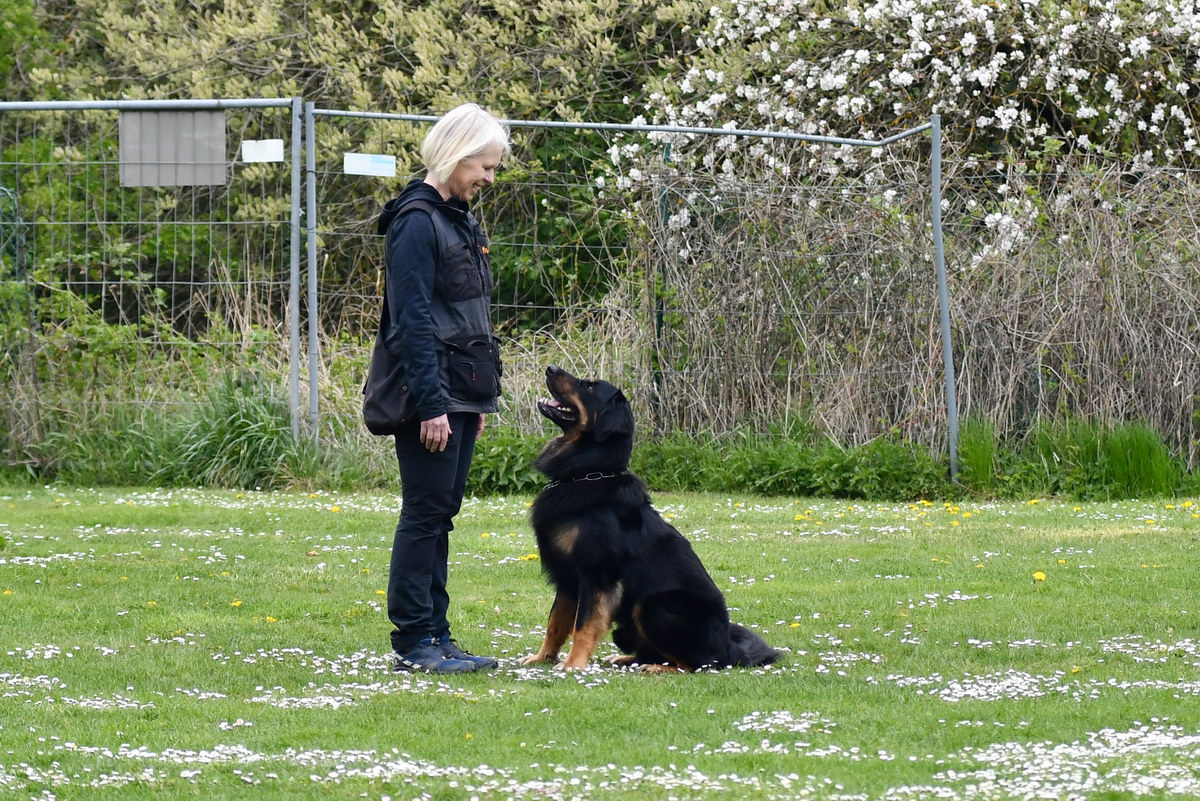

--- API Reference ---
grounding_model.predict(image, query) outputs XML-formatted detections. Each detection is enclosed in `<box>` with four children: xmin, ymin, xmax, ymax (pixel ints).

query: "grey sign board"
<box><xmin>119</xmin><ymin>110</ymin><xmax>227</xmax><ymax>187</ymax></box>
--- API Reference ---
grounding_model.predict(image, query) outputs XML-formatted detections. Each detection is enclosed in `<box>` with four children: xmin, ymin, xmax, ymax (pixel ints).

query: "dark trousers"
<box><xmin>388</xmin><ymin>412</ymin><xmax>479</xmax><ymax>653</ymax></box>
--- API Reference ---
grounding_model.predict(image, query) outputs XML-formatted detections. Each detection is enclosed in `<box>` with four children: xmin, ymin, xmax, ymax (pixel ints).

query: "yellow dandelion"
<box><xmin>375</xmin><ymin>590</ymin><xmax>386</xmax><ymax>596</ymax></box>
<box><xmin>789</xmin><ymin>622</ymin><xmax>801</xmax><ymax>628</ymax></box>
<box><xmin>1182</xmin><ymin>500</ymin><xmax>1194</xmax><ymax>508</ymax></box>
<box><xmin>329</xmin><ymin>505</ymin><xmax>341</xmax><ymax>513</ymax></box>
<box><xmin>1032</xmin><ymin>571</ymin><xmax>1047</xmax><ymax>582</ymax></box>
<box><xmin>146</xmin><ymin>601</ymin><xmax>157</xmax><ymax>608</ymax></box>
<box><xmin>481</xmin><ymin>533</ymin><xmax>491</xmax><ymax>539</ymax></box>
<box><xmin>519</xmin><ymin>554</ymin><xmax>540</xmax><ymax>561</ymax></box>
<box><xmin>231</xmin><ymin>600</ymin><xmax>244</xmax><ymax>607</ymax></box>
<box><xmin>265</xmin><ymin>616</ymin><xmax>278</xmax><ymax>623</ymax></box>
<box><xmin>2</xmin><ymin>590</ymin><xmax>13</xmax><ymax>596</ymax></box>
<box><xmin>1071</xmin><ymin>665</ymin><xmax>1082</xmax><ymax>674</ymax></box>
<box><xmin>1057</xmin><ymin>559</ymin><xmax>1066</xmax><ymax>565</ymax></box>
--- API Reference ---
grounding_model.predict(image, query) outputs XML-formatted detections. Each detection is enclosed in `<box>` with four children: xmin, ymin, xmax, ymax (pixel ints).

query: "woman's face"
<box><xmin>447</xmin><ymin>144</ymin><xmax>504</xmax><ymax>202</ymax></box>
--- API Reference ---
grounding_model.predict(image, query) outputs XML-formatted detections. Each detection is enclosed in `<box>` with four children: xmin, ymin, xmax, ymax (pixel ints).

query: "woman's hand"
<box><xmin>477</xmin><ymin>414</ymin><xmax>487</xmax><ymax>437</ymax></box>
<box><xmin>419</xmin><ymin>414</ymin><xmax>452</xmax><ymax>452</ymax></box>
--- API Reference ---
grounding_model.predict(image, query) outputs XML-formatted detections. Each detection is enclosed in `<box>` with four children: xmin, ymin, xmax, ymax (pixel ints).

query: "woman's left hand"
<box><xmin>477</xmin><ymin>414</ymin><xmax>487</xmax><ymax>436</ymax></box>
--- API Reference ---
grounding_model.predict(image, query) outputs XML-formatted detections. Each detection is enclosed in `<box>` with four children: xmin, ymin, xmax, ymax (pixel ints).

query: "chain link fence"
<box><xmin>8</xmin><ymin>98</ymin><xmax>1195</xmax><ymax>477</ymax></box>
<box><xmin>0</xmin><ymin>99</ymin><xmax>302</xmax><ymax>470</ymax></box>
<box><xmin>304</xmin><ymin>109</ymin><xmax>953</xmax><ymax>459</ymax></box>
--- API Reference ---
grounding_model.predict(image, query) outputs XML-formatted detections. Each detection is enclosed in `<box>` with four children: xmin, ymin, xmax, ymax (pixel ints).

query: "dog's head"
<box><xmin>534</xmin><ymin>365</ymin><xmax>634</xmax><ymax>477</ymax></box>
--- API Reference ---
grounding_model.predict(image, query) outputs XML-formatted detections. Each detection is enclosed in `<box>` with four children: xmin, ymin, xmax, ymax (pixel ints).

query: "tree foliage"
<box><xmin>24</xmin><ymin>0</ymin><xmax>705</xmax><ymax>119</ymax></box>
<box><xmin>631</xmin><ymin>0</ymin><xmax>1200</xmax><ymax>178</ymax></box>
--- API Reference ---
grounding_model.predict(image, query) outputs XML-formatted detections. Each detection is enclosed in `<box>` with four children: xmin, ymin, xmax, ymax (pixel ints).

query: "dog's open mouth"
<box><xmin>537</xmin><ymin>396</ymin><xmax>578</xmax><ymax>424</ymax></box>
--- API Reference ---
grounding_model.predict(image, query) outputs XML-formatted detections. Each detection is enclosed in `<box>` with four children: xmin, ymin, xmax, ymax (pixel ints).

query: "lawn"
<box><xmin>1</xmin><ymin>485</ymin><xmax>1199</xmax><ymax>800</ymax></box>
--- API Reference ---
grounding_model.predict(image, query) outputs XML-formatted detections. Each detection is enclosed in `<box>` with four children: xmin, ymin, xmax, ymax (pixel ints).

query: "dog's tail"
<box><xmin>728</xmin><ymin>623</ymin><xmax>781</xmax><ymax>667</ymax></box>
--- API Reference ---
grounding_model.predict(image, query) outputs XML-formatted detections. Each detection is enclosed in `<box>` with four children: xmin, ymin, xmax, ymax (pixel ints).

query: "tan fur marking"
<box><xmin>553</xmin><ymin>525</ymin><xmax>581</xmax><ymax>556</ymax></box>
<box><xmin>520</xmin><ymin>594</ymin><xmax>576</xmax><ymax>666</ymax></box>
<box><xmin>559</xmin><ymin>584</ymin><xmax>623</xmax><ymax>670</ymax></box>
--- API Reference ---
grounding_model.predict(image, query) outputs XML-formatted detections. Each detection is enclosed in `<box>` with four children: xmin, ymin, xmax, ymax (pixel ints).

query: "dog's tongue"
<box><xmin>543</xmin><ymin>398</ymin><xmax>565</xmax><ymax>408</ymax></box>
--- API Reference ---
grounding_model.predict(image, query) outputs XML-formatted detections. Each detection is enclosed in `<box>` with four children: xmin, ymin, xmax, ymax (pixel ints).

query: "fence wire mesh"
<box><xmin>0</xmin><ymin>102</ymin><xmax>298</xmax><ymax>468</ymax></box>
<box><xmin>309</xmin><ymin>112</ymin><xmax>945</xmax><ymax>448</ymax></box>
<box><xmin>942</xmin><ymin>160</ymin><xmax>1200</xmax><ymax>466</ymax></box>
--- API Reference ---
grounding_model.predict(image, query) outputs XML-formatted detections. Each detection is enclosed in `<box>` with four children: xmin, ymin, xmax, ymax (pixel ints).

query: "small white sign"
<box><xmin>344</xmin><ymin>152</ymin><xmax>397</xmax><ymax>177</ymax></box>
<box><xmin>241</xmin><ymin>139</ymin><xmax>285</xmax><ymax>163</ymax></box>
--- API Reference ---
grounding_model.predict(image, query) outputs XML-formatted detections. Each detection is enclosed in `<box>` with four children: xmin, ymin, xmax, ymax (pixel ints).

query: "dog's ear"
<box><xmin>593</xmin><ymin>389</ymin><xmax>634</xmax><ymax>441</ymax></box>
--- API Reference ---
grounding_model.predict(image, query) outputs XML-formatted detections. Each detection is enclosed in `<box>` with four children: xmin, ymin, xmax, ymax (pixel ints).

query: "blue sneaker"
<box><xmin>394</xmin><ymin>637</ymin><xmax>478</xmax><ymax>674</ymax></box>
<box><xmin>438</xmin><ymin>637</ymin><xmax>499</xmax><ymax>670</ymax></box>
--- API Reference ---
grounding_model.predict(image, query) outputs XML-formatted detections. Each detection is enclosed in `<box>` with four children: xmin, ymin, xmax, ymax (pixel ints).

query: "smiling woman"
<box><xmin>365</xmin><ymin>103</ymin><xmax>513</xmax><ymax>675</ymax></box>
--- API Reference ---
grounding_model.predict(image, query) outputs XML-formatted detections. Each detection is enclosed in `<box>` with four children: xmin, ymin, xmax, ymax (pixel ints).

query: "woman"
<box><xmin>375</xmin><ymin>103</ymin><xmax>510</xmax><ymax>673</ymax></box>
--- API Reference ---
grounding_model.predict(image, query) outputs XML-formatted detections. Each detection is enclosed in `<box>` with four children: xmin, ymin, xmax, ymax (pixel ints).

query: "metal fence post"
<box><xmin>930</xmin><ymin>113</ymin><xmax>960</xmax><ymax>481</ymax></box>
<box><xmin>288</xmin><ymin>96</ymin><xmax>303</xmax><ymax>440</ymax></box>
<box><xmin>305</xmin><ymin>101</ymin><xmax>320</xmax><ymax>444</ymax></box>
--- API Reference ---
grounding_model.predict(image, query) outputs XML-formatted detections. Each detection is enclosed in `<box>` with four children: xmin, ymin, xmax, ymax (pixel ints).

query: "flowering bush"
<box><xmin>636</xmin><ymin>0</ymin><xmax>1200</xmax><ymax>174</ymax></box>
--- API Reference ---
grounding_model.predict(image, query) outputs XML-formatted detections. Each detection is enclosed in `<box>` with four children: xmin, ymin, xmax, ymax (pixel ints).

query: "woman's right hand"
<box><xmin>419</xmin><ymin>414</ymin><xmax>452</xmax><ymax>452</ymax></box>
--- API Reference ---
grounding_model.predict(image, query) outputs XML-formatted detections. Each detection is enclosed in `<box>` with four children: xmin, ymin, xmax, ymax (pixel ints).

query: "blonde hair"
<box><xmin>420</xmin><ymin>103</ymin><xmax>511</xmax><ymax>183</ymax></box>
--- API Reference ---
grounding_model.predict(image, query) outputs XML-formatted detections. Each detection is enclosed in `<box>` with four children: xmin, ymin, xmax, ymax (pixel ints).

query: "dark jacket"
<box><xmin>377</xmin><ymin>179</ymin><xmax>499</xmax><ymax>421</ymax></box>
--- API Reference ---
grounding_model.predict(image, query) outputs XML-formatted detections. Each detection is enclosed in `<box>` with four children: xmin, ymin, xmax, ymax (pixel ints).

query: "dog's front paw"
<box><xmin>520</xmin><ymin>652</ymin><xmax>559</xmax><ymax>666</ymax></box>
<box><xmin>557</xmin><ymin>656</ymin><xmax>590</xmax><ymax>671</ymax></box>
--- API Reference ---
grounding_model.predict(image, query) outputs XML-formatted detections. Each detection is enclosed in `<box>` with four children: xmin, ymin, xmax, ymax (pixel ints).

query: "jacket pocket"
<box><xmin>442</xmin><ymin>335</ymin><xmax>502</xmax><ymax>401</ymax></box>
<box><xmin>435</xmin><ymin>241</ymin><xmax>484</xmax><ymax>301</ymax></box>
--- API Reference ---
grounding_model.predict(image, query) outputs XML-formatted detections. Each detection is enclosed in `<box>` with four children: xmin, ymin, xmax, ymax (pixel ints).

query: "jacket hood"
<box><xmin>377</xmin><ymin>179</ymin><xmax>468</xmax><ymax>235</ymax></box>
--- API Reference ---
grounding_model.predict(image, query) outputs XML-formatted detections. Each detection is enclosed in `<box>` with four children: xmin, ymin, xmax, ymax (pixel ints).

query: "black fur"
<box><xmin>523</xmin><ymin>366</ymin><xmax>779</xmax><ymax>671</ymax></box>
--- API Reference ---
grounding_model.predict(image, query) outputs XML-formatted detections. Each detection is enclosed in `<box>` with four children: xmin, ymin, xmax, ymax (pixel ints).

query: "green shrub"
<box><xmin>152</xmin><ymin>372</ymin><xmax>313</xmax><ymax>490</ymax></box>
<box><xmin>469</xmin><ymin>424</ymin><xmax>544</xmax><ymax>496</ymax></box>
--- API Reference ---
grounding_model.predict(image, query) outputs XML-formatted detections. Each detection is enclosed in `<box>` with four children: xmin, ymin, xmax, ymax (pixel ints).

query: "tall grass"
<box><xmin>955</xmin><ymin>415</ymin><xmax>1188</xmax><ymax>500</ymax></box>
<box><xmin>34</xmin><ymin>372</ymin><xmax>317</xmax><ymax>490</ymax></box>
<box><xmin>11</xmin><ymin>374</ymin><xmax>1198</xmax><ymax>499</ymax></box>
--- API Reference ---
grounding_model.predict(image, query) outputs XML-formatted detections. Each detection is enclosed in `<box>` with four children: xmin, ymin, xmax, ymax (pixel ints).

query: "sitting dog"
<box><xmin>520</xmin><ymin>366</ymin><xmax>780</xmax><ymax>672</ymax></box>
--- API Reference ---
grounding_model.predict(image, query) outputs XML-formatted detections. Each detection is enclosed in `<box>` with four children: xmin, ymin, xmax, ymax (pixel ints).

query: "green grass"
<box><xmin>2</xmin><ymin>486</ymin><xmax>1200</xmax><ymax>799</ymax></box>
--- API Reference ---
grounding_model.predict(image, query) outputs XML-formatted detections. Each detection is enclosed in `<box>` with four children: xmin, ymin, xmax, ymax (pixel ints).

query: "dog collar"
<box><xmin>543</xmin><ymin>471</ymin><xmax>627</xmax><ymax>490</ymax></box>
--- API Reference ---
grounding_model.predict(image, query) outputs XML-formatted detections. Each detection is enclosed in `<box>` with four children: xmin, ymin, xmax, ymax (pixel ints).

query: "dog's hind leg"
<box><xmin>634</xmin><ymin>592</ymin><xmax>731</xmax><ymax>671</ymax></box>
<box><xmin>521</xmin><ymin>593</ymin><xmax>576</xmax><ymax>666</ymax></box>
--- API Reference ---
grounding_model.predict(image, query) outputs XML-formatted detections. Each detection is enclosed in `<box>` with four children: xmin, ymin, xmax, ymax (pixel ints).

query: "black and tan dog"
<box><xmin>520</xmin><ymin>365</ymin><xmax>780</xmax><ymax>672</ymax></box>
